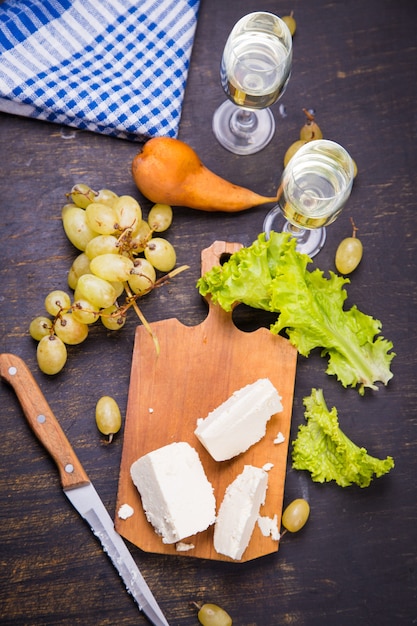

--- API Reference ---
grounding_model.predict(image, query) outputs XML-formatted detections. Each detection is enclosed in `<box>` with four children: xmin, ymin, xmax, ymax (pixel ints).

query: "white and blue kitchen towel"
<box><xmin>0</xmin><ymin>0</ymin><xmax>200</xmax><ymax>140</ymax></box>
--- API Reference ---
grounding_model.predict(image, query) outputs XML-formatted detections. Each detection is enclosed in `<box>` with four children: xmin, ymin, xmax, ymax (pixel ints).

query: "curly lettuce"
<box><xmin>292</xmin><ymin>389</ymin><xmax>394</xmax><ymax>487</ymax></box>
<box><xmin>197</xmin><ymin>232</ymin><xmax>395</xmax><ymax>395</ymax></box>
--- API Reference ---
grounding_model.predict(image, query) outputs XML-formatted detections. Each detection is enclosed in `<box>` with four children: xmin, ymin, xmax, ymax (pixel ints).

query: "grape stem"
<box><xmin>350</xmin><ymin>217</ymin><xmax>359</xmax><ymax>238</ymax></box>
<box><xmin>302</xmin><ymin>108</ymin><xmax>316</xmax><ymax>123</ymax></box>
<box><xmin>122</xmin><ymin>265</ymin><xmax>189</xmax><ymax>355</ymax></box>
<box><xmin>117</xmin><ymin>223</ymin><xmax>153</xmax><ymax>255</ymax></box>
<box><xmin>155</xmin><ymin>264</ymin><xmax>190</xmax><ymax>286</ymax></box>
<box><xmin>48</xmin><ymin>307</ymin><xmax>70</xmax><ymax>335</ymax></box>
<box><xmin>123</xmin><ymin>282</ymin><xmax>160</xmax><ymax>355</ymax></box>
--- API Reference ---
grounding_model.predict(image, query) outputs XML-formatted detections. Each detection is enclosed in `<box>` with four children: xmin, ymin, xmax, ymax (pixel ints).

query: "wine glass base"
<box><xmin>263</xmin><ymin>206</ymin><xmax>326</xmax><ymax>258</ymax></box>
<box><xmin>212</xmin><ymin>100</ymin><xmax>275</xmax><ymax>155</ymax></box>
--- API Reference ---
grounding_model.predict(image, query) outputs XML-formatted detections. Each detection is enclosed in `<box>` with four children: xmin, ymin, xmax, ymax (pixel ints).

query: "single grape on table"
<box><xmin>95</xmin><ymin>395</ymin><xmax>122</xmax><ymax>443</ymax></box>
<box><xmin>192</xmin><ymin>602</ymin><xmax>233</xmax><ymax>626</ymax></box>
<box><xmin>281</xmin><ymin>498</ymin><xmax>310</xmax><ymax>533</ymax></box>
<box><xmin>282</xmin><ymin>12</ymin><xmax>296</xmax><ymax>36</ymax></box>
<box><xmin>30</xmin><ymin>183</ymin><xmax>186</xmax><ymax>375</ymax></box>
<box><xmin>335</xmin><ymin>218</ymin><xmax>363</xmax><ymax>274</ymax></box>
<box><xmin>299</xmin><ymin>108</ymin><xmax>323</xmax><ymax>141</ymax></box>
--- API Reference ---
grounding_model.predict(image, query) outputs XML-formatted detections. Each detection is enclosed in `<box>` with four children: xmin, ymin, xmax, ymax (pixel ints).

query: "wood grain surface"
<box><xmin>115</xmin><ymin>241</ymin><xmax>297</xmax><ymax>561</ymax></box>
<box><xmin>1</xmin><ymin>0</ymin><xmax>416</xmax><ymax>625</ymax></box>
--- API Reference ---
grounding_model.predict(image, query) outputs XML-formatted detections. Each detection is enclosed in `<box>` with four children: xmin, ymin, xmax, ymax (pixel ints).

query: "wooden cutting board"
<box><xmin>115</xmin><ymin>241</ymin><xmax>297</xmax><ymax>562</ymax></box>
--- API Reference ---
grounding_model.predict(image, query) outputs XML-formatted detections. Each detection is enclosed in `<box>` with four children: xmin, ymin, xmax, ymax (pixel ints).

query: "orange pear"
<box><xmin>131</xmin><ymin>137</ymin><xmax>277</xmax><ymax>212</ymax></box>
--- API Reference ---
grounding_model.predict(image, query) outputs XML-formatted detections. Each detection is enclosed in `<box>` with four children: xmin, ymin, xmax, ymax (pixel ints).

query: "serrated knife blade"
<box><xmin>0</xmin><ymin>353</ymin><xmax>169</xmax><ymax>626</ymax></box>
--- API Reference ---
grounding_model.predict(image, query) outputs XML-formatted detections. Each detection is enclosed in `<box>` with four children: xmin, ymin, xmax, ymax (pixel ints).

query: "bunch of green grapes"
<box><xmin>30</xmin><ymin>183</ymin><xmax>181</xmax><ymax>375</ymax></box>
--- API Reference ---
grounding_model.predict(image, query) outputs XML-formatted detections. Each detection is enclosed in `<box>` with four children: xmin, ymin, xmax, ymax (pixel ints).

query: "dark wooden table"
<box><xmin>1</xmin><ymin>1</ymin><xmax>416</xmax><ymax>624</ymax></box>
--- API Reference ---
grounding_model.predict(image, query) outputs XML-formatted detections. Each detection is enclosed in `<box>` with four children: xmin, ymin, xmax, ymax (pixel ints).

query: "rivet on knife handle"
<box><xmin>0</xmin><ymin>353</ymin><xmax>90</xmax><ymax>489</ymax></box>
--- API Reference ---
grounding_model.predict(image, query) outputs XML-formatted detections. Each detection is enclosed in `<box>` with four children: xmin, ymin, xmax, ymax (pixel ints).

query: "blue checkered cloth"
<box><xmin>0</xmin><ymin>0</ymin><xmax>200</xmax><ymax>141</ymax></box>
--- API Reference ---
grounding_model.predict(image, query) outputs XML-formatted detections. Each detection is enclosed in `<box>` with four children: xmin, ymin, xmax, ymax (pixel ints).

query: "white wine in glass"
<box><xmin>263</xmin><ymin>140</ymin><xmax>354</xmax><ymax>257</ymax></box>
<box><xmin>212</xmin><ymin>12</ymin><xmax>292</xmax><ymax>155</ymax></box>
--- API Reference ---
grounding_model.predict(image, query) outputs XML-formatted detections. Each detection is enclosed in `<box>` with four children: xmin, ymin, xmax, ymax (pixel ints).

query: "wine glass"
<box><xmin>263</xmin><ymin>140</ymin><xmax>354</xmax><ymax>257</ymax></box>
<box><xmin>212</xmin><ymin>12</ymin><xmax>292</xmax><ymax>155</ymax></box>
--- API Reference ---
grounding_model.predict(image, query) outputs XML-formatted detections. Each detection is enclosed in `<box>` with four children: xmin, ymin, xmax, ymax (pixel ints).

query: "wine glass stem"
<box><xmin>230</xmin><ymin>109</ymin><xmax>258</xmax><ymax>137</ymax></box>
<box><xmin>286</xmin><ymin>223</ymin><xmax>305</xmax><ymax>237</ymax></box>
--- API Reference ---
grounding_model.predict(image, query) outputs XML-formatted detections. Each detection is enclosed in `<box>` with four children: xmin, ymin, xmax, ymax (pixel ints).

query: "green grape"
<box><xmin>54</xmin><ymin>312</ymin><xmax>89</xmax><ymax>345</ymax></box>
<box><xmin>93</xmin><ymin>188</ymin><xmax>118</xmax><ymax>207</ymax></box>
<box><xmin>300</xmin><ymin>109</ymin><xmax>323</xmax><ymax>142</ymax></box>
<box><xmin>101</xmin><ymin>304</ymin><xmax>126</xmax><ymax>330</ymax></box>
<box><xmin>37</xmin><ymin>334</ymin><xmax>67</xmax><ymax>375</ymax></box>
<box><xmin>144</xmin><ymin>237</ymin><xmax>176</xmax><ymax>272</ymax></box>
<box><xmin>29</xmin><ymin>316</ymin><xmax>53</xmax><ymax>341</ymax></box>
<box><xmin>85</xmin><ymin>202</ymin><xmax>117</xmax><ymax>235</ymax></box>
<box><xmin>335</xmin><ymin>233</ymin><xmax>363</xmax><ymax>275</ymax></box>
<box><xmin>61</xmin><ymin>202</ymin><xmax>77</xmax><ymax>219</ymax></box>
<box><xmin>62</xmin><ymin>205</ymin><xmax>97</xmax><ymax>251</ymax></box>
<box><xmin>90</xmin><ymin>253</ymin><xmax>134</xmax><ymax>282</ymax></box>
<box><xmin>45</xmin><ymin>290</ymin><xmax>72</xmax><ymax>316</ymax></box>
<box><xmin>68</xmin><ymin>252</ymin><xmax>91</xmax><ymax>290</ymax></box>
<box><xmin>72</xmin><ymin>298</ymin><xmax>100</xmax><ymax>325</ymax></box>
<box><xmin>110</xmin><ymin>280</ymin><xmax>125</xmax><ymax>298</ymax></box>
<box><xmin>85</xmin><ymin>234</ymin><xmax>119</xmax><ymax>260</ymax></box>
<box><xmin>113</xmin><ymin>195</ymin><xmax>142</xmax><ymax>232</ymax></box>
<box><xmin>198</xmin><ymin>603</ymin><xmax>232</xmax><ymax>626</ymax></box>
<box><xmin>282</xmin><ymin>12</ymin><xmax>296</xmax><ymax>36</ymax></box>
<box><xmin>282</xmin><ymin>498</ymin><xmax>310</xmax><ymax>533</ymax></box>
<box><xmin>283</xmin><ymin>139</ymin><xmax>307</xmax><ymax>167</ymax></box>
<box><xmin>69</xmin><ymin>183</ymin><xmax>97</xmax><ymax>208</ymax></box>
<box><xmin>148</xmin><ymin>203</ymin><xmax>173</xmax><ymax>232</ymax></box>
<box><xmin>95</xmin><ymin>395</ymin><xmax>122</xmax><ymax>443</ymax></box>
<box><xmin>74</xmin><ymin>273</ymin><xmax>117</xmax><ymax>309</ymax></box>
<box><xmin>130</xmin><ymin>221</ymin><xmax>152</xmax><ymax>254</ymax></box>
<box><xmin>128</xmin><ymin>258</ymin><xmax>156</xmax><ymax>295</ymax></box>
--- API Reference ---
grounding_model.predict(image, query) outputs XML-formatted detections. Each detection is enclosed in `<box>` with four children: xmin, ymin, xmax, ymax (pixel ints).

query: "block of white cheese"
<box><xmin>214</xmin><ymin>465</ymin><xmax>269</xmax><ymax>560</ymax></box>
<box><xmin>130</xmin><ymin>442</ymin><xmax>216</xmax><ymax>544</ymax></box>
<box><xmin>194</xmin><ymin>378</ymin><xmax>282</xmax><ymax>461</ymax></box>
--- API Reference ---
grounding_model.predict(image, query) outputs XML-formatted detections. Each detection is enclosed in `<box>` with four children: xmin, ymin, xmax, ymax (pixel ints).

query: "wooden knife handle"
<box><xmin>0</xmin><ymin>353</ymin><xmax>90</xmax><ymax>490</ymax></box>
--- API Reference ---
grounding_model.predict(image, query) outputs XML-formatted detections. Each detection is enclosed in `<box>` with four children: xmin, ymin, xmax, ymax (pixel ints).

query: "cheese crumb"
<box><xmin>176</xmin><ymin>541</ymin><xmax>195</xmax><ymax>552</ymax></box>
<box><xmin>274</xmin><ymin>431</ymin><xmax>285</xmax><ymax>444</ymax></box>
<box><xmin>258</xmin><ymin>514</ymin><xmax>280</xmax><ymax>541</ymax></box>
<box><xmin>118</xmin><ymin>503</ymin><xmax>134</xmax><ymax>520</ymax></box>
<box><xmin>262</xmin><ymin>462</ymin><xmax>274</xmax><ymax>472</ymax></box>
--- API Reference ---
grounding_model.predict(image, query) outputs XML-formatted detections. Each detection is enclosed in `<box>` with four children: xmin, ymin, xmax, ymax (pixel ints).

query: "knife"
<box><xmin>0</xmin><ymin>353</ymin><xmax>170</xmax><ymax>626</ymax></box>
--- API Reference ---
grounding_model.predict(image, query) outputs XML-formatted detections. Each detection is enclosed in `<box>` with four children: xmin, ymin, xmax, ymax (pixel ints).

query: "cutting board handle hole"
<box><xmin>232</xmin><ymin>304</ymin><xmax>279</xmax><ymax>333</ymax></box>
<box><xmin>219</xmin><ymin>252</ymin><xmax>232</xmax><ymax>266</ymax></box>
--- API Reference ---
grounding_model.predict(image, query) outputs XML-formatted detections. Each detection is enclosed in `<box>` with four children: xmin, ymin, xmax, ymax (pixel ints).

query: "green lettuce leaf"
<box><xmin>291</xmin><ymin>388</ymin><xmax>394</xmax><ymax>487</ymax></box>
<box><xmin>197</xmin><ymin>232</ymin><xmax>395</xmax><ymax>394</ymax></box>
